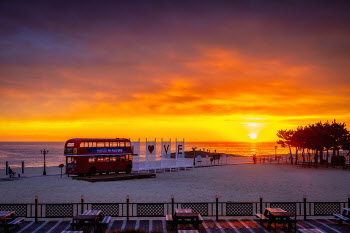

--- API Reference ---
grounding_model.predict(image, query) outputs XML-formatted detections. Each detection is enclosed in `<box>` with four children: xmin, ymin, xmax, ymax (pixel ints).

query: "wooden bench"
<box><xmin>166</xmin><ymin>214</ymin><xmax>174</xmax><ymax>228</ymax></box>
<box><xmin>255</xmin><ymin>213</ymin><xmax>269</xmax><ymax>223</ymax></box>
<box><xmin>167</xmin><ymin>214</ymin><xmax>203</xmax><ymax>229</ymax></box>
<box><xmin>333</xmin><ymin>213</ymin><xmax>350</xmax><ymax>223</ymax></box>
<box><xmin>98</xmin><ymin>216</ymin><xmax>111</xmax><ymax>232</ymax></box>
<box><xmin>7</xmin><ymin>217</ymin><xmax>25</xmax><ymax>230</ymax></box>
<box><xmin>198</xmin><ymin>214</ymin><xmax>203</xmax><ymax>223</ymax></box>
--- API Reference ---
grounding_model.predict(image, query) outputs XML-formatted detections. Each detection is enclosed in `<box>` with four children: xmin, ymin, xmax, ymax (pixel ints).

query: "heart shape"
<box><xmin>148</xmin><ymin>145</ymin><xmax>154</xmax><ymax>153</ymax></box>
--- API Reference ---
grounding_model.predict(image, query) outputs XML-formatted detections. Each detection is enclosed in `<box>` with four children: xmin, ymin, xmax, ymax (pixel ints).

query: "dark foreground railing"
<box><xmin>0</xmin><ymin>195</ymin><xmax>349</xmax><ymax>222</ymax></box>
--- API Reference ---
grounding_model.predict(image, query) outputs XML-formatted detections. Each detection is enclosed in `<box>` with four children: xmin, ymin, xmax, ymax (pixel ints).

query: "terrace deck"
<box><xmin>3</xmin><ymin>218</ymin><xmax>350</xmax><ymax>233</ymax></box>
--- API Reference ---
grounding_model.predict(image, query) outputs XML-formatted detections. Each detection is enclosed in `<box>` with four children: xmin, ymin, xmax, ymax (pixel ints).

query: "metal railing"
<box><xmin>1</xmin><ymin>195</ymin><xmax>349</xmax><ymax>222</ymax></box>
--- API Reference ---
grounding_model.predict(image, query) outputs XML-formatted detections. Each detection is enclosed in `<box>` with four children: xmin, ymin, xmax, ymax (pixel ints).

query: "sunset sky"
<box><xmin>1</xmin><ymin>1</ymin><xmax>350</xmax><ymax>142</ymax></box>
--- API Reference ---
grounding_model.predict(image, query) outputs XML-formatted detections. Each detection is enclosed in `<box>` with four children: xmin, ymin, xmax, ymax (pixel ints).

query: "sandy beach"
<box><xmin>1</xmin><ymin>157</ymin><xmax>350</xmax><ymax>204</ymax></box>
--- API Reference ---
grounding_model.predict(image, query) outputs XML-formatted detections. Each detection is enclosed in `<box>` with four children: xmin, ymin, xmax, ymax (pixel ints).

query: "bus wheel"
<box><xmin>126</xmin><ymin>166</ymin><xmax>132</xmax><ymax>174</ymax></box>
<box><xmin>89</xmin><ymin>167</ymin><xmax>97</xmax><ymax>176</ymax></box>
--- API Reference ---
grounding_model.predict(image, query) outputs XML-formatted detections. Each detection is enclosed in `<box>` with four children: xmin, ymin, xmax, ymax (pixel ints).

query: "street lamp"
<box><xmin>274</xmin><ymin>146</ymin><xmax>278</xmax><ymax>160</ymax></box>
<box><xmin>41</xmin><ymin>149</ymin><xmax>49</xmax><ymax>175</ymax></box>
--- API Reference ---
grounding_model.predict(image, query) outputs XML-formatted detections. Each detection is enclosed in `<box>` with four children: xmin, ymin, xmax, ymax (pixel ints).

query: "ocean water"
<box><xmin>0</xmin><ymin>141</ymin><xmax>290</xmax><ymax>169</ymax></box>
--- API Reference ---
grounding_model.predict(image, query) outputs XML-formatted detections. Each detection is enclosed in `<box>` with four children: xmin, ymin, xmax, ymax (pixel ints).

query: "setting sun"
<box><xmin>249</xmin><ymin>133</ymin><xmax>258</xmax><ymax>140</ymax></box>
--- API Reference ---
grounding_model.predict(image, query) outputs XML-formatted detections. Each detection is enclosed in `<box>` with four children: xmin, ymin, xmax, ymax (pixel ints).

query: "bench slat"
<box><xmin>198</xmin><ymin>214</ymin><xmax>203</xmax><ymax>222</ymax></box>
<box><xmin>100</xmin><ymin>216</ymin><xmax>111</xmax><ymax>224</ymax></box>
<box><xmin>256</xmin><ymin>213</ymin><xmax>269</xmax><ymax>220</ymax></box>
<box><xmin>333</xmin><ymin>213</ymin><xmax>350</xmax><ymax>221</ymax></box>
<box><xmin>8</xmin><ymin>217</ymin><xmax>25</xmax><ymax>225</ymax></box>
<box><xmin>61</xmin><ymin>231</ymin><xmax>84</xmax><ymax>233</ymax></box>
<box><xmin>298</xmin><ymin>229</ymin><xmax>325</xmax><ymax>233</ymax></box>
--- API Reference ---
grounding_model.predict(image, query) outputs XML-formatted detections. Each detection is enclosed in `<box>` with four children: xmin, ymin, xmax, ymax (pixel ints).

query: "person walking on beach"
<box><xmin>253</xmin><ymin>154</ymin><xmax>257</xmax><ymax>164</ymax></box>
<box><xmin>8</xmin><ymin>166</ymin><xmax>15</xmax><ymax>177</ymax></box>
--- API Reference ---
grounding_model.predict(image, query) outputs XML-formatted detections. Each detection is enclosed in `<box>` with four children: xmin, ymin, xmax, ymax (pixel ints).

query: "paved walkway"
<box><xmin>2</xmin><ymin>218</ymin><xmax>350</xmax><ymax>233</ymax></box>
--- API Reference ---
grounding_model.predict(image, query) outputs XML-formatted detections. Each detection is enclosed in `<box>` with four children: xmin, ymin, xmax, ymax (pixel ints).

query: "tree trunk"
<box><xmin>302</xmin><ymin>148</ymin><xmax>305</xmax><ymax>167</ymax></box>
<box><xmin>326</xmin><ymin>149</ymin><xmax>329</xmax><ymax>167</ymax></box>
<box><xmin>295</xmin><ymin>148</ymin><xmax>298</xmax><ymax>165</ymax></box>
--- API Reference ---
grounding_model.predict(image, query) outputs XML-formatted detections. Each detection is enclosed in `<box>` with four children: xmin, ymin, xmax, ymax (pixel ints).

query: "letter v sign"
<box><xmin>164</xmin><ymin>144</ymin><xmax>169</xmax><ymax>154</ymax></box>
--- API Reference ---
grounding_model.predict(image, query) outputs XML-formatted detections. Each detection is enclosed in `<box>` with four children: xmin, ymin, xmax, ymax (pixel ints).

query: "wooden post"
<box><xmin>5</xmin><ymin>161</ymin><xmax>8</xmax><ymax>175</ymax></box>
<box><xmin>81</xmin><ymin>195</ymin><xmax>84</xmax><ymax>214</ymax></box>
<box><xmin>171</xmin><ymin>195</ymin><xmax>174</xmax><ymax>216</ymax></box>
<box><xmin>303</xmin><ymin>195</ymin><xmax>307</xmax><ymax>220</ymax></box>
<box><xmin>22</xmin><ymin>161</ymin><xmax>24</xmax><ymax>174</ymax></box>
<box><xmin>260</xmin><ymin>195</ymin><xmax>263</xmax><ymax>214</ymax></box>
<box><xmin>35</xmin><ymin>196</ymin><xmax>38</xmax><ymax>223</ymax></box>
<box><xmin>348</xmin><ymin>195</ymin><xmax>350</xmax><ymax>209</ymax></box>
<box><xmin>216</xmin><ymin>195</ymin><xmax>219</xmax><ymax>221</ymax></box>
<box><xmin>126</xmin><ymin>195</ymin><xmax>129</xmax><ymax>221</ymax></box>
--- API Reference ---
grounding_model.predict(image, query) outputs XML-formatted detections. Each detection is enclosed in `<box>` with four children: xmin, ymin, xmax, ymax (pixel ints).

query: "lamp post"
<box><xmin>192</xmin><ymin>147</ymin><xmax>197</xmax><ymax>166</ymax></box>
<box><xmin>41</xmin><ymin>149</ymin><xmax>49</xmax><ymax>175</ymax></box>
<box><xmin>274</xmin><ymin>146</ymin><xmax>278</xmax><ymax>160</ymax></box>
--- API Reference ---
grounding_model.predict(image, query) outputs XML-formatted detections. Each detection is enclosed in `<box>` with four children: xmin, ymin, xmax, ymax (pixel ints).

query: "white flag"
<box><xmin>146</xmin><ymin>138</ymin><xmax>157</xmax><ymax>171</ymax></box>
<box><xmin>131</xmin><ymin>139</ymin><xmax>140</xmax><ymax>172</ymax></box>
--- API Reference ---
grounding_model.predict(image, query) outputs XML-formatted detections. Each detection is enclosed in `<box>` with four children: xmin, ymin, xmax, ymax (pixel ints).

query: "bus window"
<box><xmin>128</xmin><ymin>154</ymin><xmax>132</xmax><ymax>161</ymax></box>
<box><xmin>88</xmin><ymin>142</ymin><xmax>93</xmax><ymax>147</ymax></box>
<box><xmin>105</xmin><ymin>157</ymin><xmax>110</xmax><ymax>162</ymax></box>
<box><xmin>67</xmin><ymin>143</ymin><xmax>75</xmax><ymax>147</ymax></box>
<box><xmin>105</xmin><ymin>142</ymin><xmax>110</xmax><ymax>147</ymax></box>
<box><xmin>119</xmin><ymin>142</ymin><xmax>125</xmax><ymax>147</ymax></box>
<box><xmin>125</xmin><ymin>142</ymin><xmax>131</xmax><ymax>147</ymax></box>
<box><xmin>92</xmin><ymin>142</ymin><xmax>97</xmax><ymax>147</ymax></box>
<box><xmin>67</xmin><ymin>157</ymin><xmax>74</xmax><ymax>163</ymax></box>
<box><xmin>97</xmin><ymin>157</ymin><xmax>104</xmax><ymax>162</ymax></box>
<box><xmin>112</xmin><ymin>142</ymin><xmax>118</xmax><ymax>147</ymax></box>
<box><xmin>110</xmin><ymin>156</ymin><xmax>117</xmax><ymax>162</ymax></box>
<box><xmin>89</xmin><ymin>157</ymin><xmax>96</xmax><ymax>163</ymax></box>
<box><xmin>119</xmin><ymin>155</ymin><xmax>126</xmax><ymax>161</ymax></box>
<box><xmin>80</xmin><ymin>142</ymin><xmax>86</xmax><ymax>147</ymax></box>
<box><xmin>97</xmin><ymin>142</ymin><xmax>104</xmax><ymax>147</ymax></box>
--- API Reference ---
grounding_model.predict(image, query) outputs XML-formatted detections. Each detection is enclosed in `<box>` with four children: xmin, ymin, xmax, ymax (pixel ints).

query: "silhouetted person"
<box><xmin>253</xmin><ymin>154</ymin><xmax>257</xmax><ymax>164</ymax></box>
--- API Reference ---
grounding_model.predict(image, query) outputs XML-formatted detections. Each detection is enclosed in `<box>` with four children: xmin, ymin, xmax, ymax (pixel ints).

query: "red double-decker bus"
<box><xmin>64</xmin><ymin>138</ymin><xmax>133</xmax><ymax>175</ymax></box>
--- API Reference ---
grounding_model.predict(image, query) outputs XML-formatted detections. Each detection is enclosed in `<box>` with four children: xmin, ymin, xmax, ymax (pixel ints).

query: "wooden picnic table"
<box><xmin>265</xmin><ymin>208</ymin><xmax>295</xmax><ymax>233</ymax></box>
<box><xmin>0</xmin><ymin>211</ymin><xmax>15</xmax><ymax>233</ymax></box>
<box><xmin>173</xmin><ymin>208</ymin><xmax>202</xmax><ymax>230</ymax></box>
<box><xmin>72</xmin><ymin>210</ymin><xmax>101</xmax><ymax>233</ymax></box>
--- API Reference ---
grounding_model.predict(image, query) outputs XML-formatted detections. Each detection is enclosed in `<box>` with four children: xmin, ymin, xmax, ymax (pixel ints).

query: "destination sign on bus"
<box><xmin>88</xmin><ymin>147</ymin><xmax>126</xmax><ymax>154</ymax></box>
